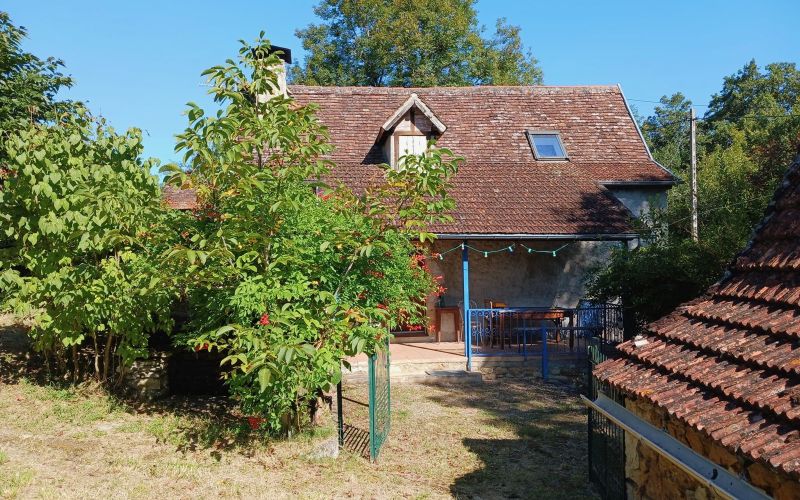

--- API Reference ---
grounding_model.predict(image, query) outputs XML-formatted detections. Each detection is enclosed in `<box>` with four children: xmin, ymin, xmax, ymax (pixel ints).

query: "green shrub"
<box><xmin>163</xmin><ymin>35</ymin><xmax>460</xmax><ymax>433</ymax></box>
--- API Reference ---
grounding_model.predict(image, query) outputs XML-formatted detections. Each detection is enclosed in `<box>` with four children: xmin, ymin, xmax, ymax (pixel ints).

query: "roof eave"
<box><xmin>434</xmin><ymin>232</ymin><xmax>639</xmax><ymax>241</ymax></box>
<box><xmin>600</xmin><ymin>179</ymin><xmax>680</xmax><ymax>187</ymax></box>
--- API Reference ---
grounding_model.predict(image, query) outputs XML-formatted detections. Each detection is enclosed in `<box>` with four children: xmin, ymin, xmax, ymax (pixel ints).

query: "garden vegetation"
<box><xmin>1</xmin><ymin>13</ymin><xmax>459</xmax><ymax>434</ymax></box>
<box><xmin>587</xmin><ymin>61</ymin><xmax>800</xmax><ymax>330</ymax></box>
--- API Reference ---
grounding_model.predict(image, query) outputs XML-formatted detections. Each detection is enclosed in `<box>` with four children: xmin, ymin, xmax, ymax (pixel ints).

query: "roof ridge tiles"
<box><xmin>288</xmin><ymin>84</ymin><xmax>621</xmax><ymax>95</ymax></box>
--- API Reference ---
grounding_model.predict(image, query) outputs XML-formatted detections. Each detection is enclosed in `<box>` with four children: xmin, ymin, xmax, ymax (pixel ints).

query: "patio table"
<box><xmin>506</xmin><ymin>309</ymin><xmax>585</xmax><ymax>350</ymax></box>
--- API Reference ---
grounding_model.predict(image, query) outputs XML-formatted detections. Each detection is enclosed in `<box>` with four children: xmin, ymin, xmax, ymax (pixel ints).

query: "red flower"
<box><xmin>376</xmin><ymin>303</ymin><xmax>388</xmax><ymax>310</ymax></box>
<box><xmin>247</xmin><ymin>416</ymin><xmax>265</xmax><ymax>430</ymax></box>
<box><xmin>194</xmin><ymin>342</ymin><xmax>209</xmax><ymax>352</ymax></box>
<box><xmin>259</xmin><ymin>313</ymin><xmax>270</xmax><ymax>326</ymax></box>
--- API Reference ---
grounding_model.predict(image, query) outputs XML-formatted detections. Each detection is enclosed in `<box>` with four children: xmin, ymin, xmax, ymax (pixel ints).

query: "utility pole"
<box><xmin>690</xmin><ymin>107</ymin><xmax>698</xmax><ymax>242</ymax></box>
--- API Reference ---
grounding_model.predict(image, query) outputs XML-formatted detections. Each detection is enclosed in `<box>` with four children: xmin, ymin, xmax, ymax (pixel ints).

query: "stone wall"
<box><xmin>429</xmin><ymin>239</ymin><xmax>621</xmax><ymax>311</ymax></box>
<box><xmin>605</xmin><ymin>186</ymin><xmax>668</xmax><ymax>219</ymax></box>
<box><xmin>476</xmin><ymin>357</ymin><xmax>585</xmax><ymax>386</ymax></box>
<box><xmin>123</xmin><ymin>351</ymin><xmax>171</xmax><ymax>401</ymax></box>
<box><xmin>624</xmin><ymin>395</ymin><xmax>800</xmax><ymax>500</ymax></box>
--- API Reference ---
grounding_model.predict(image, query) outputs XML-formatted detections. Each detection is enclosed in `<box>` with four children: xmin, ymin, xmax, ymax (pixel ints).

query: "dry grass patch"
<box><xmin>1</xmin><ymin>316</ymin><xmax>597</xmax><ymax>499</ymax></box>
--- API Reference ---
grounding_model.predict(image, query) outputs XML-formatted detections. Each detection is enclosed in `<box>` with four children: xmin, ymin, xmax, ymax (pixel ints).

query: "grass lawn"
<box><xmin>0</xmin><ymin>318</ymin><xmax>597</xmax><ymax>499</ymax></box>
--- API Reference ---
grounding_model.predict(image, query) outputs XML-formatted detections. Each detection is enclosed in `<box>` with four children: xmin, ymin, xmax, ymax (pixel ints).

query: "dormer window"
<box><xmin>527</xmin><ymin>131</ymin><xmax>568</xmax><ymax>160</ymax></box>
<box><xmin>377</xmin><ymin>93</ymin><xmax>446</xmax><ymax>167</ymax></box>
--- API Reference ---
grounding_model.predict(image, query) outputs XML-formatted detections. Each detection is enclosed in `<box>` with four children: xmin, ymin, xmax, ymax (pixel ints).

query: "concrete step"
<box><xmin>343</xmin><ymin>367</ymin><xmax>482</xmax><ymax>384</ymax></box>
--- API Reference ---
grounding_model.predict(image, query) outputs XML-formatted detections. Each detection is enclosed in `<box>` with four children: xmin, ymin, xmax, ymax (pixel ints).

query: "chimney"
<box><xmin>259</xmin><ymin>45</ymin><xmax>292</xmax><ymax>100</ymax></box>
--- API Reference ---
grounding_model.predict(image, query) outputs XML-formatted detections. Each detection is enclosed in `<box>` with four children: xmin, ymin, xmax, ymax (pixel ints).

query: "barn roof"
<box><xmin>594</xmin><ymin>156</ymin><xmax>800</xmax><ymax>478</ymax></box>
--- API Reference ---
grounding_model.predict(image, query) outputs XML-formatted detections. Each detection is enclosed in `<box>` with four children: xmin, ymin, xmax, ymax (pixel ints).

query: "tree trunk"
<box><xmin>92</xmin><ymin>335</ymin><xmax>99</xmax><ymax>381</ymax></box>
<box><xmin>102</xmin><ymin>334</ymin><xmax>114</xmax><ymax>383</ymax></box>
<box><xmin>71</xmin><ymin>345</ymin><xmax>79</xmax><ymax>383</ymax></box>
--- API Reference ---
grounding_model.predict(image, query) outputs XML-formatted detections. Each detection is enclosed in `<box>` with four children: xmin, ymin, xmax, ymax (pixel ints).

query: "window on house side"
<box><xmin>527</xmin><ymin>132</ymin><xmax>568</xmax><ymax>160</ymax></box>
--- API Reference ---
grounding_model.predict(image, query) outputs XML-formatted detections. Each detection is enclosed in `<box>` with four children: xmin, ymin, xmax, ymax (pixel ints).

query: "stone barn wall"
<box><xmin>623</xmin><ymin>395</ymin><xmax>800</xmax><ymax>500</ymax></box>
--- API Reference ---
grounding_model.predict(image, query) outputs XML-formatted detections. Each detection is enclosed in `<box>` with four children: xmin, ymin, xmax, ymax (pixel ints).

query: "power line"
<box><xmin>628</xmin><ymin>98</ymin><xmax>711</xmax><ymax>107</ymax></box>
<box><xmin>667</xmin><ymin>193</ymin><xmax>774</xmax><ymax>226</ymax></box>
<box><xmin>629</xmin><ymin>98</ymin><xmax>797</xmax><ymax>120</ymax></box>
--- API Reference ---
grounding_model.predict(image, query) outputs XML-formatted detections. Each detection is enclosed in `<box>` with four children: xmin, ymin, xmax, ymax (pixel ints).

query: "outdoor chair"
<box><xmin>483</xmin><ymin>299</ymin><xmax>510</xmax><ymax>349</ymax></box>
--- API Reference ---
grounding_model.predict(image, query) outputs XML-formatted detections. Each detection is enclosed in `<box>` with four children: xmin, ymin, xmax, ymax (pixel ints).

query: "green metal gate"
<box><xmin>368</xmin><ymin>337</ymin><xmax>391</xmax><ymax>461</ymax></box>
<box><xmin>337</xmin><ymin>337</ymin><xmax>391</xmax><ymax>462</ymax></box>
<box><xmin>587</xmin><ymin>338</ymin><xmax>626</xmax><ymax>500</ymax></box>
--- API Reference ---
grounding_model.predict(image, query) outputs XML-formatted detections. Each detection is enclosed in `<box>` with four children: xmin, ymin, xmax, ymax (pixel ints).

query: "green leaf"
<box><xmin>258</xmin><ymin>368</ymin><xmax>271</xmax><ymax>392</ymax></box>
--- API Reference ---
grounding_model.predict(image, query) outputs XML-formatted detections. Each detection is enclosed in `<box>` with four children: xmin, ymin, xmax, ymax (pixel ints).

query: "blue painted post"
<box><xmin>523</xmin><ymin>331</ymin><xmax>527</xmax><ymax>361</ymax></box>
<box><xmin>541</xmin><ymin>326</ymin><xmax>548</xmax><ymax>381</ymax></box>
<box><xmin>462</xmin><ymin>241</ymin><xmax>471</xmax><ymax>370</ymax></box>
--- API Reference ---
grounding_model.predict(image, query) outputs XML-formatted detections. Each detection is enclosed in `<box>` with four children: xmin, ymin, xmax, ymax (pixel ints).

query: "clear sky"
<box><xmin>5</xmin><ymin>0</ymin><xmax>800</xmax><ymax>166</ymax></box>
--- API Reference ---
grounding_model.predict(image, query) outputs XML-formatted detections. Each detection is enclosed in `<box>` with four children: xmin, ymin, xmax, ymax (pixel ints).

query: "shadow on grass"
<box><xmin>342</xmin><ymin>423</ymin><xmax>370</xmax><ymax>459</ymax></box>
<box><xmin>423</xmin><ymin>380</ymin><xmax>597</xmax><ymax>499</ymax></box>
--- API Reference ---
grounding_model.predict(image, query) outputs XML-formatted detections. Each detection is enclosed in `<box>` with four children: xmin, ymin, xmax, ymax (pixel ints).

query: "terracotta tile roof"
<box><xmin>594</xmin><ymin>157</ymin><xmax>800</xmax><ymax>478</ymax></box>
<box><xmin>290</xmin><ymin>85</ymin><xmax>674</xmax><ymax>235</ymax></box>
<box><xmin>331</xmin><ymin>161</ymin><xmax>634</xmax><ymax>235</ymax></box>
<box><xmin>165</xmin><ymin>85</ymin><xmax>675</xmax><ymax>235</ymax></box>
<box><xmin>162</xmin><ymin>185</ymin><xmax>197</xmax><ymax>210</ymax></box>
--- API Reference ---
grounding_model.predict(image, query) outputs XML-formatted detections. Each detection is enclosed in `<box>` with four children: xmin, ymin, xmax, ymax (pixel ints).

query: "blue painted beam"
<box><xmin>462</xmin><ymin>240</ymin><xmax>471</xmax><ymax>370</ymax></box>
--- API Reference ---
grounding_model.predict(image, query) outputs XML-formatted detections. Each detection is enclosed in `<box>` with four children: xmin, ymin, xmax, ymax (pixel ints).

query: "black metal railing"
<box><xmin>587</xmin><ymin>337</ymin><xmax>626</xmax><ymax>499</ymax></box>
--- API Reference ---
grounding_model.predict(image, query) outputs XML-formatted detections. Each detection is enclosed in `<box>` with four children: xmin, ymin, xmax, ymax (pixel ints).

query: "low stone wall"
<box><xmin>624</xmin><ymin>395</ymin><xmax>800</xmax><ymax>500</ymax></box>
<box><xmin>477</xmin><ymin>356</ymin><xmax>585</xmax><ymax>386</ymax></box>
<box><xmin>123</xmin><ymin>351</ymin><xmax>171</xmax><ymax>401</ymax></box>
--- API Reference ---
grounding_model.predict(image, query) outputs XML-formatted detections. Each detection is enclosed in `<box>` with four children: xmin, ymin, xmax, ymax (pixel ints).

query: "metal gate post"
<box><xmin>368</xmin><ymin>352</ymin><xmax>376</xmax><ymax>461</ymax></box>
<box><xmin>336</xmin><ymin>380</ymin><xmax>344</xmax><ymax>447</ymax></box>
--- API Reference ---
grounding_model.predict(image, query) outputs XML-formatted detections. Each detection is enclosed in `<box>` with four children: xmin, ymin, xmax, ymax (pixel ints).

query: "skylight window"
<box><xmin>527</xmin><ymin>131</ymin><xmax>568</xmax><ymax>160</ymax></box>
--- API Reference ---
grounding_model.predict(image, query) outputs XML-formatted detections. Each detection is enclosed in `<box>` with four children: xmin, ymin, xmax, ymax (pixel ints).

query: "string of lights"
<box><xmin>435</xmin><ymin>242</ymin><xmax>572</xmax><ymax>259</ymax></box>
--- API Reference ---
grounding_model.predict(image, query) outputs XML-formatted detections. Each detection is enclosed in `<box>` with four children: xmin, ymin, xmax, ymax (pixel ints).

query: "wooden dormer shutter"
<box><xmin>398</xmin><ymin>135</ymin><xmax>427</xmax><ymax>157</ymax></box>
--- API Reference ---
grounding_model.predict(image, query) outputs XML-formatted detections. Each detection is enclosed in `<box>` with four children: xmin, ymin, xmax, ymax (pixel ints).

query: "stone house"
<box><xmin>592</xmin><ymin>157</ymin><xmax>800</xmax><ymax>498</ymax></box>
<box><xmin>165</xmin><ymin>50</ymin><xmax>677</xmax><ymax>346</ymax></box>
<box><xmin>286</xmin><ymin>82</ymin><xmax>676</xmax><ymax>342</ymax></box>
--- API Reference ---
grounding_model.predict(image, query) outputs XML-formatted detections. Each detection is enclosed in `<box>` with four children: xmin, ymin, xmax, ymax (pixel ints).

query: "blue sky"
<box><xmin>5</xmin><ymin>0</ymin><xmax>799</xmax><ymax>166</ymax></box>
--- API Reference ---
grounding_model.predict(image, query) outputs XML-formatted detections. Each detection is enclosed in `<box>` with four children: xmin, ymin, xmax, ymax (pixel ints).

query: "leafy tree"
<box><xmin>588</xmin><ymin>60</ymin><xmax>800</xmax><ymax>333</ymax></box>
<box><xmin>640</xmin><ymin>93</ymin><xmax>693</xmax><ymax>174</ymax></box>
<box><xmin>291</xmin><ymin>0</ymin><xmax>542</xmax><ymax>86</ymax></box>
<box><xmin>0</xmin><ymin>12</ymin><xmax>74</xmax><ymax>150</ymax></box>
<box><xmin>163</xmin><ymin>35</ymin><xmax>460</xmax><ymax>433</ymax></box>
<box><xmin>704</xmin><ymin>60</ymin><xmax>800</xmax><ymax>184</ymax></box>
<box><xmin>0</xmin><ymin>110</ymin><xmax>176</xmax><ymax>384</ymax></box>
<box><xmin>586</xmin><ymin>239</ymin><xmax>721</xmax><ymax>329</ymax></box>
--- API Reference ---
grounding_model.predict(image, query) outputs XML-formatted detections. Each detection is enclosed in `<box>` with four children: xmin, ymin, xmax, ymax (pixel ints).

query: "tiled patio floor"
<box><xmin>347</xmin><ymin>342</ymin><xmax>465</xmax><ymax>366</ymax></box>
